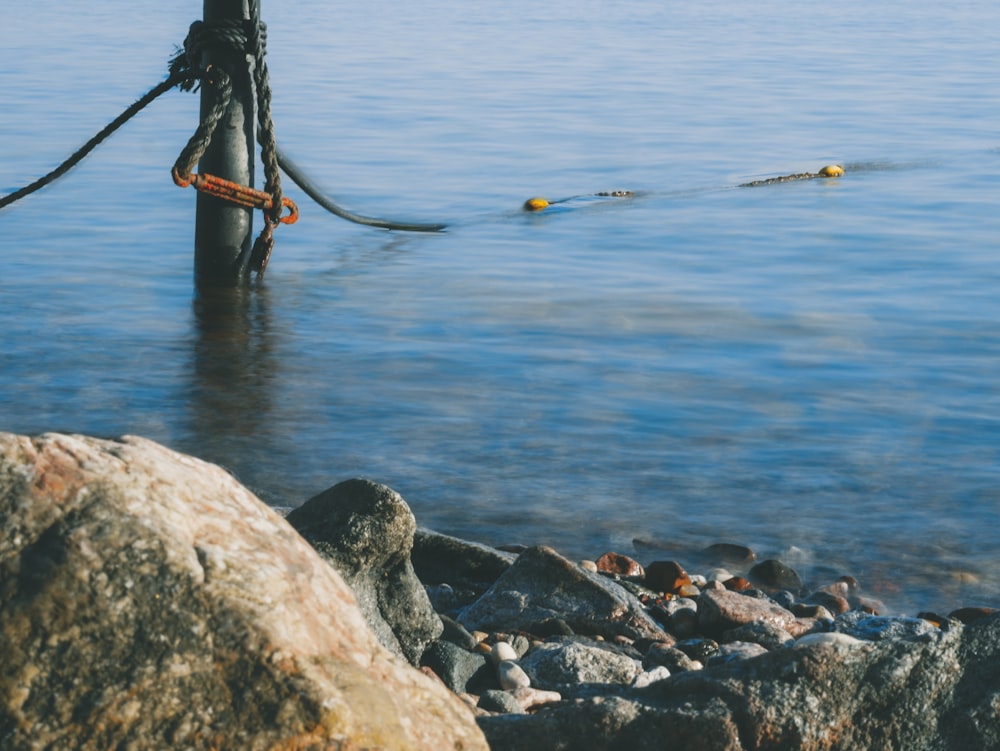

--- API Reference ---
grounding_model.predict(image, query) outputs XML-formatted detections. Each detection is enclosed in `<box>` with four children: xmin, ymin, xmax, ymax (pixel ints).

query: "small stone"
<box><xmin>420</xmin><ymin>640</ymin><xmax>493</xmax><ymax>694</ymax></box>
<box><xmin>645</xmin><ymin>561</ymin><xmax>691</xmax><ymax>594</ymax></box>
<box><xmin>708</xmin><ymin>641</ymin><xmax>768</xmax><ymax>665</ymax></box>
<box><xmin>721</xmin><ymin>621</ymin><xmax>795</xmax><ymax>651</ymax></box>
<box><xmin>580</xmin><ymin>560</ymin><xmax>598</xmax><ymax>573</ymax></box>
<box><xmin>703</xmin><ymin>543</ymin><xmax>757</xmax><ymax>566</ymax></box>
<box><xmin>706</xmin><ymin>568</ymin><xmax>734</xmax><ymax>583</ymax></box>
<box><xmin>477</xmin><ymin>690</ymin><xmax>526</xmax><ymax>715</ymax></box>
<box><xmin>748</xmin><ymin>560</ymin><xmax>804</xmax><ymax>593</ymax></box>
<box><xmin>724</xmin><ymin>576</ymin><xmax>752</xmax><ymax>592</ymax></box>
<box><xmin>497</xmin><ymin>660</ymin><xmax>532</xmax><ymax>690</ymax></box>
<box><xmin>677</xmin><ymin>584</ymin><xmax>701</xmax><ymax>598</ymax></box>
<box><xmin>509</xmin><ymin>687</ymin><xmax>562</xmax><ymax>710</ymax></box>
<box><xmin>520</xmin><ymin>640</ymin><xmax>643</xmax><ymax>689</ymax></box>
<box><xmin>668</xmin><ymin>607</ymin><xmax>699</xmax><ymax>639</ymax></box>
<box><xmin>801</xmin><ymin>590</ymin><xmax>850</xmax><ymax>615</ymax></box>
<box><xmin>792</xmin><ymin>604</ymin><xmax>834</xmax><ymax>621</ymax></box>
<box><xmin>698</xmin><ymin>588</ymin><xmax>813</xmax><ymax>638</ymax></box>
<box><xmin>596</xmin><ymin>552</ymin><xmax>645</xmax><ymax>578</ymax></box>
<box><xmin>675</xmin><ymin>638</ymin><xmax>720</xmax><ymax>662</ymax></box>
<box><xmin>948</xmin><ymin>607</ymin><xmax>998</xmax><ymax>624</ymax></box>
<box><xmin>631</xmin><ymin>666</ymin><xmax>672</xmax><ymax>688</ymax></box>
<box><xmin>642</xmin><ymin>642</ymin><xmax>702</xmax><ymax>673</ymax></box>
<box><xmin>440</xmin><ymin>614</ymin><xmax>479</xmax><ymax>650</ymax></box>
<box><xmin>490</xmin><ymin>641</ymin><xmax>519</xmax><ymax>665</ymax></box>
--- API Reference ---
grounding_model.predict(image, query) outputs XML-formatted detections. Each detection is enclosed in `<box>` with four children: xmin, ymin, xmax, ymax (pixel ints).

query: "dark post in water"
<box><xmin>194</xmin><ymin>0</ymin><xmax>255</xmax><ymax>285</ymax></box>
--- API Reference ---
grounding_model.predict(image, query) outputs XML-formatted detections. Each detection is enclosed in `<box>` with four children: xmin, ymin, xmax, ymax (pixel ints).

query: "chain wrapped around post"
<box><xmin>169</xmin><ymin>11</ymin><xmax>294</xmax><ymax>278</ymax></box>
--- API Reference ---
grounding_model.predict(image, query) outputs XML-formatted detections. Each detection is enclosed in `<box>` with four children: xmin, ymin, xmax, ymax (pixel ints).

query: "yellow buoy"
<box><xmin>818</xmin><ymin>164</ymin><xmax>845</xmax><ymax>178</ymax></box>
<box><xmin>523</xmin><ymin>197</ymin><xmax>550</xmax><ymax>212</ymax></box>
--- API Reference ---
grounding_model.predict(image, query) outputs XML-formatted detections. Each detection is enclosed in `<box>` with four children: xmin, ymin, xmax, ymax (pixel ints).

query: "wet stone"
<box><xmin>748</xmin><ymin>559</ymin><xmax>804</xmax><ymax>593</ymax></box>
<box><xmin>596</xmin><ymin>552</ymin><xmax>645</xmax><ymax>578</ymax></box>
<box><xmin>703</xmin><ymin>543</ymin><xmax>757</xmax><ymax>566</ymax></box>
<box><xmin>645</xmin><ymin>560</ymin><xmax>692</xmax><ymax>594</ymax></box>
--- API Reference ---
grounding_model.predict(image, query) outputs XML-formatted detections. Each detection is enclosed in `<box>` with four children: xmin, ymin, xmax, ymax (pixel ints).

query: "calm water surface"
<box><xmin>3</xmin><ymin>1</ymin><xmax>1000</xmax><ymax>613</ymax></box>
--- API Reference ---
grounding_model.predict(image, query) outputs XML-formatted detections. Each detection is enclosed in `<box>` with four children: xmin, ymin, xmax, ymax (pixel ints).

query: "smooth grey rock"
<box><xmin>478</xmin><ymin>690</ymin><xmax>527</xmax><ymax>715</ymax></box>
<box><xmin>480</xmin><ymin>614</ymin><xmax>1000</xmax><ymax>751</ymax></box>
<box><xmin>707</xmin><ymin>640</ymin><xmax>769</xmax><ymax>666</ymax></box>
<box><xmin>497</xmin><ymin>660</ymin><xmax>532</xmax><ymax>690</ymax></box>
<box><xmin>0</xmin><ymin>433</ymin><xmax>487</xmax><ymax>751</ymax></box>
<box><xmin>287</xmin><ymin>479</ymin><xmax>442</xmax><ymax>664</ymax></box>
<box><xmin>458</xmin><ymin>545</ymin><xmax>668</xmax><ymax>642</ymax></box>
<box><xmin>833</xmin><ymin>610</ymin><xmax>939</xmax><ymax>642</ymax></box>
<box><xmin>440</xmin><ymin>613</ymin><xmax>479</xmax><ymax>650</ymax></box>
<box><xmin>420</xmin><ymin>639</ymin><xmax>494</xmax><ymax>694</ymax></box>
<box><xmin>412</xmin><ymin>527</ymin><xmax>517</xmax><ymax>596</ymax></box>
<box><xmin>721</xmin><ymin>620</ymin><xmax>796</xmax><ymax>650</ymax></box>
<box><xmin>520</xmin><ymin>640</ymin><xmax>642</xmax><ymax>690</ymax></box>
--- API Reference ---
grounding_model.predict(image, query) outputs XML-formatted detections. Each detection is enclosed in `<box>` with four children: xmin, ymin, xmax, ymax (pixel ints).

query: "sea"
<box><xmin>2</xmin><ymin>0</ymin><xmax>999</xmax><ymax>614</ymax></box>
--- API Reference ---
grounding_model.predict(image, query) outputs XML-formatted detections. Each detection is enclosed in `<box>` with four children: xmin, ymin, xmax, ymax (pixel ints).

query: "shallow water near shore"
<box><xmin>2</xmin><ymin>1</ymin><xmax>999</xmax><ymax>614</ymax></box>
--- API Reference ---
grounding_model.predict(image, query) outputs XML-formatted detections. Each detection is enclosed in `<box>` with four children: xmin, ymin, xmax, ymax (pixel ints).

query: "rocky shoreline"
<box><xmin>2</xmin><ymin>432</ymin><xmax>999</xmax><ymax>750</ymax></box>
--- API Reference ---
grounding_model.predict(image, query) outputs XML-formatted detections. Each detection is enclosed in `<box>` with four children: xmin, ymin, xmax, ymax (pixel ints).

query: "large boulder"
<box><xmin>0</xmin><ymin>433</ymin><xmax>487</xmax><ymax>751</ymax></box>
<box><xmin>479</xmin><ymin>615</ymin><xmax>1000</xmax><ymax>750</ymax></box>
<box><xmin>286</xmin><ymin>479</ymin><xmax>442</xmax><ymax>664</ymax></box>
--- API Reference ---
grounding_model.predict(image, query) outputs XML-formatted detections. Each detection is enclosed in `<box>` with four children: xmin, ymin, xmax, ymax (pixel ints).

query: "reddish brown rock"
<box><xmin>802</xmin><ymin>589</ymin><xmax>851</xmax><ymax>615</ymax></box>
<box><xmin>596</xmin><ymin>552</ymin><xmax>645</xmax><ymax>578</ymax></box>
<box><xmin>698</xmin><ymin>588</ymin><xmax>814</xmax><ymax>637</ymax></box>
<box><xmin>723</xmin><ymin>576</ymin><xmax>752</xmax><ymax>592</ymax></box>
<box><xmin>645</xmin><ymin>560</ymin><xmax>691</xmax><ymax>594</ymax></box>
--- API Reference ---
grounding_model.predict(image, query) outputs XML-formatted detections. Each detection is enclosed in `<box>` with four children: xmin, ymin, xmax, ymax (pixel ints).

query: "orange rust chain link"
<box><xmin>171</xmin><ymin>167</ymin><xmax>298</xmax><ymax>224</ymax></box>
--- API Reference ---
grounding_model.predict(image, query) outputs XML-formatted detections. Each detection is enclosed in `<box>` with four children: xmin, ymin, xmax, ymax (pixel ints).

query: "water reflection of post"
<box><xmin>186</xmin><ymin>284</ymin><xmax>274</xmax><ymax>490</ymax></box>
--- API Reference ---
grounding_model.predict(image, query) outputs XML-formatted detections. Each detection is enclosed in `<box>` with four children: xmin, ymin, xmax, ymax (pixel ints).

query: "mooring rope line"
<box><xmin>0</xmin><ymin>11</ymin><xmax>849</xmax><ymax>259</ymax></box>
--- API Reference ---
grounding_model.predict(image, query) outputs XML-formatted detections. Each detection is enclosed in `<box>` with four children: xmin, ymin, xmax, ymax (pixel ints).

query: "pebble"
<box><xmin>642</xmin><ymin>642</ymin><xmax>702</xmax><ymax>673</ymax></box>
<box><xmin>596</xmin><ymin>552</ymin><xmax>645</xmax><ymax>578</ymax></box>
<box><xmin>708</xmin><ymin>641</ymin><xmax>768</xmax><ymax>666</ymax></box>
<box><xmin>509</xmin><ymin>686</ymin><xmax>562</xmax><ymax>710</ymax></box>
<box><xmin>497</xmin><ymin>660</ymin><xmax>532</xmax><ymax>690</ymax></box>
<box><xmin>645</xmin><ymin>560</ymin><xmax>691</xmax><ymax>594</ymax></box>
<box><xmin>698</xmin><ymin>588</ymin><xmax>812</xmax><ymax>637</ymax></box>
<box><xmin>490</xmin><ymin>641</ymin><xmax>519</xmax><ymax>665</ymax></box>
<box><xmin>477</xmin><ymin>689</ymin><xmax>526</xmax><ymax>715</ymax></box>
<box><xmin>748</xmin><ymin>560</ymin><xmax>804</xmax><ymax>593</ymax></box>
<box><xmin>580</xmin><ymin>560</ymin><xmax>598</xmax><ymax>573</ymax></box>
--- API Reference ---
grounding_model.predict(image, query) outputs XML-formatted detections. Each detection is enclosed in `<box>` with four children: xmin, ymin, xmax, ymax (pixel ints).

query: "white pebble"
<box><xmin>490</xmin><ymin>641</ymin><xmax>518</xmax><ymax>665</ymax></box>
<box><xmin>497</xmin><ymin>659</ymin><xmax>531</xmax><ymax>690</ymax></box>
<box><xmin>580</xmin><ymin>560</ymin><xmax>598</xmax><ymax>572</ymax></box>
<box><xmin>630</xmin><ymin>666</ymin><xmax>671</xmax><ymax>688</ymax></box>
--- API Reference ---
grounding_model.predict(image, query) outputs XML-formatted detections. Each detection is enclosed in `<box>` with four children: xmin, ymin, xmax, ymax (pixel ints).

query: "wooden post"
<box><xmin>194</xmin><ymin>0</ymin><xmax>255</xmax><ymax>285</ymax></box>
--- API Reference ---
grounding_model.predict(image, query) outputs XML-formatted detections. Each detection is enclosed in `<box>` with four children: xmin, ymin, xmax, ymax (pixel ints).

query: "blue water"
<box><xmin>3</xmin><ymin>1</ymin><xmax>999</xmax><ymax>613</ymax></box>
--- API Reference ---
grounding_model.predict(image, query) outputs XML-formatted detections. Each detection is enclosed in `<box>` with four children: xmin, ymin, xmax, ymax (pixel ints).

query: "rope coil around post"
<box><xmin>170</xmin><ymin>16</ymin><xmax>293</xmax><ymax>277</ymax></box>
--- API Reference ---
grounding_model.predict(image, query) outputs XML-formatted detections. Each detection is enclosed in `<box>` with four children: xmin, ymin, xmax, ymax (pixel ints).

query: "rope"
<box><xmin>0</xmin><ymin>71</ymin><xmax>189</xmax><ymax>211</ymax></box>
<box><xmin>276</xmin><ymin>147</ymin><xmax>448</xmax><ymax>233</ymax></box>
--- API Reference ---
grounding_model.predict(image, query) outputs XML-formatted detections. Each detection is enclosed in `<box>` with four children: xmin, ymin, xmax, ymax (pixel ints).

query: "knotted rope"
<box><xmin>169</xmin><ymin>13</ymin><xmax>291</xmax><ymax>276</ymax></box>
